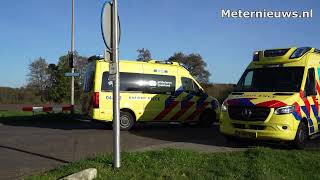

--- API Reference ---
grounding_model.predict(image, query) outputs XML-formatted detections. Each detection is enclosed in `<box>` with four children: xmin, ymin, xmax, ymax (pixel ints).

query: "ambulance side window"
<box><xmin>143</xmin><ymin>74</ymin><xmax>176</xmax><ymax>94</ymax></box>
<box><xmin>181</xmin><ymin>77</ymin><xmax>201</xmax><ymax>94</ymax></box>
<box><xmin>305</xmin><ymin>68</ymin><xmax>316</xmax><ymax>96</ymax></box>
<box><xmin>101</xmin><ymin>72</ymin><xmax>112</xmax><ymax>91</ymax></box>
<box><xmin>121</xmin><ymin>73</ymin><xmax>144</xmax><ymax>92</ymax></box>
<box><xmin>84</xmin><ymin>71</ymin><xmax>94</xmax><ymax>93</ymax></box>
<box><xmin>244</xmin><ymin>71</ymin><xmax>253</xmax><ymax>87</ymax></box>
<box><xmin>102</xmin><ymin>72</ymin><xmax>176</xmax><ymax>94</ymax></box>
<box><xmin>181</xmin><ymin>77</ymin><xmax>194</xmax><ymax>93</ymax></box>
<box><xmin>193</xmin><ymin>81</ymin><xmax>200</xmax><ymax>94</ymax></box>
<box><xmin>101</xmin><ymin>72</ymin><xmax>144</xmax><ymax>92</ymax></box>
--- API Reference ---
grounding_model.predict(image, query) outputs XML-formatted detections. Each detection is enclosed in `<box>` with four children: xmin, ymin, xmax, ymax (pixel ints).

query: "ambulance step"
<box><xmin>310</xmin><ymin>133</ymin><xmax>320</xmax><ymax>140</ymax></box>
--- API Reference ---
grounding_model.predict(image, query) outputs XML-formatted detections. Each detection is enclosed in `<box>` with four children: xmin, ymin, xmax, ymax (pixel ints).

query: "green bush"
<box><xmin>203</xmin><ymin>83</ymin><xmax>234</xmax><ymax>104</ymax></box>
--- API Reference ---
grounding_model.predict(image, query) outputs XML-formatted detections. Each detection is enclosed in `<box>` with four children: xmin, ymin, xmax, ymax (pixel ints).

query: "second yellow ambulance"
<box><xmin>220</xmin><ymin>47</ymin><xmax>320</xmax><ymax>148</ymax></box>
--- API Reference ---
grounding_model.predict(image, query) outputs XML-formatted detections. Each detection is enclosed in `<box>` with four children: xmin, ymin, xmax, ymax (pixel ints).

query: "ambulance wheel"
<box><xmin>294</xmin><ymin>121</ymin><xmax>308</xmax><ymax>149</ymax></box>
<box><xmin>120</xmin><ymin>111</ymin><xmax>135</xmax><ymax>131</ymax></box>
<box><xmin>224</xmin><ymin>135</ymin><xmax>237</xmax><ymax>143</ymax></box>
<box><xmin>198</xmin><ymin>110</ymin><xmax>215</xmax><ymax>127</ymax></box>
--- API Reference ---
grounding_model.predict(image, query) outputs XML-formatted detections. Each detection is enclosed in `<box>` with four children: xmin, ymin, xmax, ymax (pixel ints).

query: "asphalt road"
<box><xmin>0</xmin><ymin>118</ymin><xmax>320</xmax><ymax>179</ymax></box>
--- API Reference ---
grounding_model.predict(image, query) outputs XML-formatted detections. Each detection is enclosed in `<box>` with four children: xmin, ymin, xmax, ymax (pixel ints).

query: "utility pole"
<box><xmin>71</xmin><ymin>0</ymin><xmax>75</xmax><ymax>113</ymax></box>
<box><xmin>112</xmin><ymin>0</ymin><xmax>120</xmax><ymax>168</ymax></box>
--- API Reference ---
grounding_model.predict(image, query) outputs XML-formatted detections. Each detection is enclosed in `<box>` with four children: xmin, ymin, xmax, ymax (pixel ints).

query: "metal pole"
<box><xmin>71</xmin><ymin>0</ymin><xmax>75</xmax><ymax>113</ymax></box>
<box><xmin>112</xmin><ymin>0</ymin><xmax>120</xmax><ymax>168</ymax></box>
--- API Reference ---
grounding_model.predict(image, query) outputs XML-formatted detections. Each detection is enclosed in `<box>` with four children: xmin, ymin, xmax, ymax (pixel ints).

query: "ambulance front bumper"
<box><xmin>219</xmin><ymin>109</ymin><xmax>298</xmax><ymax>141</ymax></box>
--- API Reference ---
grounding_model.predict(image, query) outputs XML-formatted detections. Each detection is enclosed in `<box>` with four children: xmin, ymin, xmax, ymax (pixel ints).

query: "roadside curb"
<box><xmin>131</xmin><ymin>142</ymin><xmax>247</xmax><ymax>153</ymax></box>
<box><xmin>61</xmin><ymin>168</ymin><xmax>97</xmax><ymax>180</ymax></box>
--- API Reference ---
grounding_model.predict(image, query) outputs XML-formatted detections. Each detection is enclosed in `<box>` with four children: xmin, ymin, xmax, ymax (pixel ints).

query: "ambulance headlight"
<box><xmin>221</xmin><ymin>101</ymin><xmax>228</xmax><ymax>112</ymax></box>
<box><xmin>274</xmin><ymin>105</ymin><xmax>295</xmax><ymax>115</ymax></box>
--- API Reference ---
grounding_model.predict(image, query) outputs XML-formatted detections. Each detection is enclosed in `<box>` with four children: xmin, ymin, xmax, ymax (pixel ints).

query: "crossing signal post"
<box><xmin>69</xmin><ymin>52</ymin><xmax>74</xmax><ymax>68</ymax></box>
<box><xmin>101</xmin><ymin>0</ymin><xmax>121</xmax><ymax>168</ymax></box>
<box><xmin>70</xmin><ymin>0</ymin><xmax>75</xmax><ymax>113</ymax></box>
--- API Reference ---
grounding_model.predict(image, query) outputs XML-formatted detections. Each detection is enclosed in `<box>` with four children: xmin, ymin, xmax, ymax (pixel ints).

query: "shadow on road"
<box><xmin>0</xmin><ymin>145</ymin><xmax>70</xmax><ymax>164</ymax></box>
<box><xmin>130</xmin><ymin>123</ymin><xmax>320</xmax><ymax>150</ymax></box>
<box><xmin>0</xmin><ymin>114</ymin><xmax>107</xmax><ymax>130</ymax></box>
<box><xmin>130</xmin><ymin>123</ymin><xmax>242</xmax><ymax>148</ymax></box>
<box><xmin>1</xmin><ymin>114</ymin><xmax>320</xmax><ymax>150</ymax></box>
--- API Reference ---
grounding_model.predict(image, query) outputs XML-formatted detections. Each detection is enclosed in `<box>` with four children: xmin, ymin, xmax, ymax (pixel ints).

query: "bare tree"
<box><xmin>27</xmin><ymin>57</ymin><xmax>48</xmax><ymax>102</ymax></box>
<box><xmin>168</xmin><ymin>52</ymin><xmax>211</xmax><ymax>84</ymax></box>
<box><xmin>74</xmin><ymin>53</ymin><xmax>88</xmax><ymax>86</ymax></box>
<box><xmin>137</xmin><ymin>48</ymin><xmax>152</xmax><ymax>62</ymax></box>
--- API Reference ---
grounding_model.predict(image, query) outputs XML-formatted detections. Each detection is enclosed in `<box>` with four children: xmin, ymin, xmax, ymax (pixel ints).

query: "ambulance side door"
<box><xmin>304</xmin><ymin>67</ymin><xmax>318</xmax><ymax>134</ymax></box>
<box><xmin>177</xmin><ymin>77</ymin><xmax>202</xmax><ymax>122</ymax></box>
<box><xmin>315</xmin><ymin>67</ymin><xmax>320</xmax><ymax>132</ymax></box>
<box><xmin>101</xmin><ymin>72</ymin><xmax>145</xmax><ymax>121</ymax></box>
<box><xmin>140</xmin><ymin>74</ymin><xmax>177</xmax><ymax>121</ymax></box>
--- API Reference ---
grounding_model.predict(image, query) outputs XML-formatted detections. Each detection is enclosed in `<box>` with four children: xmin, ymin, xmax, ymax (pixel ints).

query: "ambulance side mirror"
<box><xmin>305</xmin><ymin>87</ymin><xmax>316</xmax><ymax>97</ymax></box>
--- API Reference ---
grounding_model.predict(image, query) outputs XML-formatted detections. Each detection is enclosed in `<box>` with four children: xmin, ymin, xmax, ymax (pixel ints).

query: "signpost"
<box><xmin>64</xmin><ymin>72</ymin><xmax>80</xmax><ymax>77</ymax></box>
<box><xmin>101</xmin><ymin>0</ymin><xmax>121</xmax><ymax>168</ymax></box>
<box><xmin>70</xmin><ymin>0</ymin><xmax>75</xmax><ymax>113</ymax></box>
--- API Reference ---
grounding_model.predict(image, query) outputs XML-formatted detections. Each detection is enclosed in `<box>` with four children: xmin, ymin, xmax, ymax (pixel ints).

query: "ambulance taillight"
<box><xmin>93</xmin><ymin>92</ymin><xmax>100</xmax><ymax>108</ymax></box>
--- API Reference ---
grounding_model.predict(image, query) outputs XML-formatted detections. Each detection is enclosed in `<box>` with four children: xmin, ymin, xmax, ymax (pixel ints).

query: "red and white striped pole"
<box><xmin>22</xmin><ymin>106</ymin><xmax>72</xmax><ymax>113</ymax></box>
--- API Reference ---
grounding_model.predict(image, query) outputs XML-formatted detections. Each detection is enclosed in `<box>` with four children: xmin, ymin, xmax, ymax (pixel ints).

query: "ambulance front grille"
<box><xmin>228</xmin><ymin>106</ymin><xmax>270</xmax><ymax>121</ymax></box>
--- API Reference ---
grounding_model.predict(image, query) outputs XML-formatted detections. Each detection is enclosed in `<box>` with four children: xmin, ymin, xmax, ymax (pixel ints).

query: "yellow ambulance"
<box><xmin>82</xmin><ymin>56</ymin><xmax>220</xmax><ymax>130</ymax></box>
<box><xmin>220</xmin><ymin>47</ymin><xmax>320</xmax><ymax>148</ymax></box>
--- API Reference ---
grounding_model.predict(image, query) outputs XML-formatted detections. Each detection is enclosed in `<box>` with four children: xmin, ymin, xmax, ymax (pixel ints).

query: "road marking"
<box><xmin>74</xmin><ymin>118</ymin><xmax>91</xmax><ymax>123</ymax></box>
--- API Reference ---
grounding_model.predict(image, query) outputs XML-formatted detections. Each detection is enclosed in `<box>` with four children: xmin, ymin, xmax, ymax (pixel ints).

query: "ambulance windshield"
<box><xmin>235</xmin><ymin>67</ymin><xmax>304</xmax><ymax>92</ymax></box>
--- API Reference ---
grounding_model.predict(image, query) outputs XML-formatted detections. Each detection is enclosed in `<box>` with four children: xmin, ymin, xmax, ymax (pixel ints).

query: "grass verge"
<box><xmin>0</xmin><ymin>110</ymin><xmax>35</xmax><ymax>117</ymax></box>
<box><xmin>26</xmin><ymin>147</ymin><xmax>320</xmax><ymax>180</ymax></box>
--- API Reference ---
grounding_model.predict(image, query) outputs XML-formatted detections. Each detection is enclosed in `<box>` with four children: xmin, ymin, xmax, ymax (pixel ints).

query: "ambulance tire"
<box><xmin>198</xmin><ymin>110</ymin><xmax>215</xmax><ymax>127</ymax></box>
<box><xmin>120</xmin><ymin>111</ymin><xmax>135</xmax><ymax>131</ymax></box>
<box><xmin>294</xmin><ymin>121</ymin><xmax>308</xmax><ymax>149</ymax></box>
<box><xmin>224</xmin><ymin>135</ymin><xmax>237</xmax><ymax>143</ymax></box>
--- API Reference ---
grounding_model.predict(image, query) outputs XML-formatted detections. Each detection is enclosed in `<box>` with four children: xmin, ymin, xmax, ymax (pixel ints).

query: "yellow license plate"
<box><xmin>235</xmin><ymin>131</ymin><xmax>257</xmax><ymax>138</ymax></box>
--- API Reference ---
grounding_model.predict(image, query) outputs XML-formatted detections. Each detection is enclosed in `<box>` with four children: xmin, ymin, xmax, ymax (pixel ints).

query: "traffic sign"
<box><xmin>101</xmin><ymin>1</ymin><xmax>121</xmax><ymax>50</ymax></box>
<box><xmin>65</xmin><ymin>72</ymin><xmax>80</xmax><ymax>77</ymax></box>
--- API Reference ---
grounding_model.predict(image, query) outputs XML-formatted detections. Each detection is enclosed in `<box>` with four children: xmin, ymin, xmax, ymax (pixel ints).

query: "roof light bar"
<box><xmin>264</xmin><ymin>49</ymin><xmax>290</xmax><ymax>57</ymax></box>
<box><xmin>253</xmin><ymin>51</ymin><xmax>262</xmax><ymax>61</ymax></box>
<box><xmin>88</xmin><ymin>55</ymin><xmax>104</xmax><ymax>62</ymax></box>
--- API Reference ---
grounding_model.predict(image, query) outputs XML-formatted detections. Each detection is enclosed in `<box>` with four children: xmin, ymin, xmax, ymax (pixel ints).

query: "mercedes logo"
<box><xmin>242</xmin><ymin>108</ymin><xmax>252</xmax><ymax>119</ymax></box>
